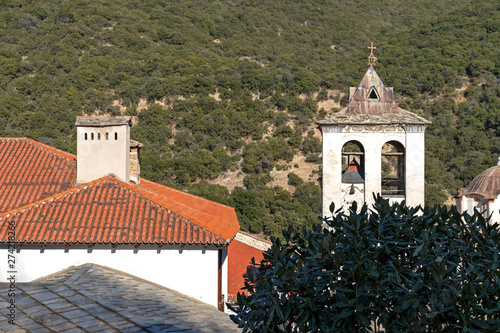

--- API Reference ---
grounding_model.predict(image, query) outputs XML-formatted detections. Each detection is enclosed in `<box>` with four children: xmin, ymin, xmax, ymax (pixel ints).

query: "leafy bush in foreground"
<box><xmin>230</xmin><ymin>197</ymin><xmax>500</xmax><ymax>332</ymax></box>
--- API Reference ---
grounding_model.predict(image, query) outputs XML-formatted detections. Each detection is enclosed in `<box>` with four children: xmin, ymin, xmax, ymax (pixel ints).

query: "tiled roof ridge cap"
<box><xmin>235</xmin><ymin>231</ymin><xmax>271</xmax><ymax>251</ymax></box>
<box><xmin>63</xmin><ymin>263</ymin><xmax>93</xmax><ymax>285</ymax></box>
<box><xmin>110</xmin><ymin>178</ymin><xmax>227</xmax><ymax>244</ymax></box>
<box><xmin>0</xmin><ymin>137</ymin><xmax>77</xmax><ymax>163</ymax></box>
<box><xmin>0</xmin><ymin>176</ymin><xmax>111</xmax><ymax>219</ymax></box>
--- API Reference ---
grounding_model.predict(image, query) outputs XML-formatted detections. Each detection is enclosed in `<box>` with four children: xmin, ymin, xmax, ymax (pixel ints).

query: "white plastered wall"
<box><xmin>404</xmin><ymin>126</ymin><xmax>426</xmax><ymax>208</ymax></box>
<box><xmin>220</xmin><ymin>247</ymin><xmax>229</xmax><ymax>311</ymax></box>
<box><xmin>457</xmin><ymin>195</ymin><xmax>500</xmax><ymax>224</ymax></box>
<box><xmin>321</xmin><ymin>125</ymin><xmax>426</xmax><ymax>217</ymax></box>
<box><xmin>0</xmin><ymin>245</ymin><xmax>227</xmax><ymax>309</ymax></box>
<box><xmin>490</xmin><ymin>195</ymin><xmax>500</xmax><ymax>224</ymax></box>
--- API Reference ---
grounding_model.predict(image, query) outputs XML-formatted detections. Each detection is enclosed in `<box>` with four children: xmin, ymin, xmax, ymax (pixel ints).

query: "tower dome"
<box><xmin>455</xmin><ymin>157</ymin><xmax>500</xmax><ymax>224</ymax></box>
<box><xmin>457</xmin><ymin>163</ymin><xmax>500</xmax><ymax>200</ymax></box>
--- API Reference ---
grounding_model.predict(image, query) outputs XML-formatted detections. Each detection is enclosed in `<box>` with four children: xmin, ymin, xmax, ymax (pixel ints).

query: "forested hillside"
<box><xmin>0</xmin><ymin>0</ymin><xmax>498</xmax><ymax>237</ymax></box>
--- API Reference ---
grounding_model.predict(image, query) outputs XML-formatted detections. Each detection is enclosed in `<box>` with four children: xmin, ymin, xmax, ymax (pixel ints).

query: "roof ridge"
<box><xmin>0</xmin><ymin>176</ymin><xmax>112</xmax><ymax>218</ymax></box>
<box><xmin>99</xmin><ymin>177</ymin><xmax>227</xmax><ymax>244</ymax></box>
<box><xmin>64</xmin><ymin>263</ymin><xmax>94</xmax><ymax>285</ymax></box>
<box><xmin>136</xmin><ymin>179</ymin><xmax>239</xmax><ymax>242</ymax></box>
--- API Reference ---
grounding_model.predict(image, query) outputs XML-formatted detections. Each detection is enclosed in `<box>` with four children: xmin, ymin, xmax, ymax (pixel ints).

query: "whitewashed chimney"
<box><xmin>75</xmin><ymin>116</ymin><xmax>131</xmax><ymax>184</ymax></box>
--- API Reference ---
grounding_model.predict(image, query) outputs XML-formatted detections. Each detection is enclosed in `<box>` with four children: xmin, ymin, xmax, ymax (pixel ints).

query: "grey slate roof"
<box><xmin>75</xmin><ymin>116</ymin><xmax>131</xmax><ymax>127</ymax></box>
<box><xmin>0</xmin><ymin>264</ymin><xmax>241</xmax><ymax>332</ymax></box>
<box><xmin>318</xmin><ymin>67</ymin><xmax>431</xmax><ymax>126</ymax></box>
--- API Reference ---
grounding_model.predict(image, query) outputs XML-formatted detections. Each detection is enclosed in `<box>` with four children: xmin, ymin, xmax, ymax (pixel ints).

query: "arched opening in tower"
<box><xmin>381</xmin><ymin>141</ymin><xmax>405</xmax><ymax>197</ymax></box>
<box><xmin>341</xmin><ymin>141</ymin><xmax>365</xmax><ymax>208</ymax></box>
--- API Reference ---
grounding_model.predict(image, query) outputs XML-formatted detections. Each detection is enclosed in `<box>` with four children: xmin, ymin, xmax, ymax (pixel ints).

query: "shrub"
<box><xmin>230</xmin><ymin>197</ymin><xmax>500</xmax><ymax>332</ymax></box>
<box><xmin>287</xmin><ymin>172</ymin><xmax>303</xmax><ymax>187</ymax></box>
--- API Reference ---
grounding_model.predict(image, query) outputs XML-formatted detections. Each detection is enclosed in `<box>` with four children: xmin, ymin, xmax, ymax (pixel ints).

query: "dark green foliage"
<box><xmin>241</xmin><ymin>139</ymin><xmax>294</xmax><ymax>174</ymax></box>
<box><xmin>230</xmin><ymin>182</ymin><xmax>321</xmax><ymax>238</ymax></box>
<box><xmin>287</xmin><ymin>172</ymin><xmax>303</xmax><ymax>187</ymax></box>
<box><xmin>243</xmin><ymin>173</ymin><xmax>273</xmax><ymax>190</ymax></box>
<box><xmin>186</xmin><ymin>181</ymin><xmax>230</xmax><ymax>206</ymax></box>
<box><xmin>293</xmin><ymin>182</ymin><xmax>322</xmax><ymax>214</ymax></box>
<box><xmin>424</xmin><ymin>183</ymin><xmax>449</xmax><ymax>207</ymax></box>
<box><xmin>301</xmin><ymin>130</ymin><xmax>321</xmax><ymax>154</ymax></box>
<box><xmin>230</xmin><ymin>197</ymin><xmax>500</xmax><ymax>332</ymax></box>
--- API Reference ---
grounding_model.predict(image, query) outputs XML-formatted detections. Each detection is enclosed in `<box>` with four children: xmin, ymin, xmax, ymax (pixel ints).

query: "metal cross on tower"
<box><xmin>368</xmin><ymin>42</ymin><xmax>377</xmax><ymax>66</ymax></box>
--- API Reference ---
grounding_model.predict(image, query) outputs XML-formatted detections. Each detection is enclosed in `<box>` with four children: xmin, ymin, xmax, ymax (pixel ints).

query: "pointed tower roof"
<box><xmin>318</xmin><ymin>67</ymin><xmax>430</xmax><ymax>125</ymax></box>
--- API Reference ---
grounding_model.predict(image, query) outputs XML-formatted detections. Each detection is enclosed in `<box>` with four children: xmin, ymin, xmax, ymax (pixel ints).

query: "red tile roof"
<box><xmin>0</xmin><ymin>138</ymin><xmax>239</xmax><ymax>246</ymax></box>
<box><xmin>136</xmin><ymin>180</ymin><xmax>239</xmax><ymax>242</ymax></box>
<box><xmin>227</xmin><ymin>239</ymin><xmax>265</xmax><ymax>302</ymax></box>
<box><xmin>0</xmin><ymin>177</ymin><xmax>227</xmax><ymax>245</ymax></box>
<box><xmin>0</xmin><ymin>138</ymin><xmax>76</xmax><ymax>213</ymax></box>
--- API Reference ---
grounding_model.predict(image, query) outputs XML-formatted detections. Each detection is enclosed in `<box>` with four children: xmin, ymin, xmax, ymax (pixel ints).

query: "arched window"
<box><xmin>341</xmin><ymin>141</ymin><xmax>365</xmax><ymax>184</ymax></box>
<box><xmin>381</xmin><ymin>141</ymin><xmax>405</xmax><ymax>197</ymax></box>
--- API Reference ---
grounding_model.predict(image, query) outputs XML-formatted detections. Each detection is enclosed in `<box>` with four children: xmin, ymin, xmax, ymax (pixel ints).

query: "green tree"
<box><xmin>230</xmin><ymin>197</ymin><xmax>500</xmax><ymax>332</ymax></box>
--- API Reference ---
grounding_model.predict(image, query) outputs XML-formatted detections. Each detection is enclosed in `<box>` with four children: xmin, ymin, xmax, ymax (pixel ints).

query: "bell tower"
<box><xmin>318</xmin><ymin>52</ymin><xmax>430</xmax><ymax>216</ymax></box>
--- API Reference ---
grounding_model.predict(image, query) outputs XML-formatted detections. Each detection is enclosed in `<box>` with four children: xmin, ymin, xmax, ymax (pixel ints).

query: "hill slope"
<box><xmin>0</xmin><ymin>0</ymin><xmax>498</xmax><ymax>237</ymax></box>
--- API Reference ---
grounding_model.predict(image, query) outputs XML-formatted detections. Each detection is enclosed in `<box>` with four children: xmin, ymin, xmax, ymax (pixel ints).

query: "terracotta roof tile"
<box><xmin>0</xmin><ymin>138</ymin><xmax>76</xmax><ymax>213</ymax></box>
<box><xmin>133</xmin><ymin>179</ymin><xmax>239</xmax><ymax>242</ymax></box>
<box><xmin>0</xmin><ymin>138</ymin><xmax>239</xmax><ymax>245</ymax></box>
<box><xmin>0</xmin><ymin>177</ymin><xmax>228</xmax><ymax>245</ymax></box>
<box><xmin>227</xmin><ymin>239</ymin><xmax>266</xmax><ymax>301</ymax></box>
